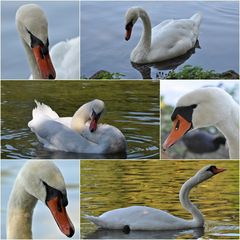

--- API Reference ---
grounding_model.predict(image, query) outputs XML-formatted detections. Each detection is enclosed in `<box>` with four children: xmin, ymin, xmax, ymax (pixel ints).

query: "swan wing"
<box><xmin>50</xmin><ymin>37</ymin><xmax>80</xmax><ymax>79</ymax></box>
<box><xmin>148</xmin><ymin>13</ymin><xmax>202</xmax><ymax>62</ymax></box>
<box><xmin>29</xmin><ymin>119</ymin><xmax>100</xmax><ymax>153</ymax></box>
<box><xmin>87</xmin><ymin>206</ymin><xmax>189</xmax><ymax>230</ymax></box>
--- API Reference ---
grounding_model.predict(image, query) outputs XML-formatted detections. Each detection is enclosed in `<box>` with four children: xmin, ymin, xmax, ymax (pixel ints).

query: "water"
<box><xmin>81</xmin><ymin>160</ymin><xmax>239</xmax><ymax>239</ymax></box>
<box><xmin>81</xmin><ymin>1</ymin><xmax>239</xmax><ymax>79</ymax></box>
<box><xmin>1</xmin><ymin>80</ymin><xmax>159</xmax><ymax>159</ymax></box>
<box><xmin>1</xmin><ymin>160</ymin><xmax>80</xmax><ymax>239</ymax></box>
<box><xmin>1</xmin><ymin>1</ymin><xmax>79</xmax><ymax>79</ymax></box>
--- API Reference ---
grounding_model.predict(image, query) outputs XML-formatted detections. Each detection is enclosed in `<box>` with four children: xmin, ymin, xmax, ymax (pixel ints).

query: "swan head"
<box><xmin>125</xmin><ymin>7</ymin><xmax>141</xmax><ymax>41</ymax></box>
<box><xmin>18</xmin><ymin>160</ymin><xmax>74</xmax><ymax>237</ymax></box>
<box><xmin>72</xmin><ymin>99</ymin><xmax>105</xmax><ymax>133</ymax></box>
<box><xmin>16</xmin><ymin>4</ymin><xmax>56</xmax><ymax>79</ymax></box>
<box><xmin>89</xmin><ymin>99</ymin><xmax>105</xmax><ymax>132</ymax></box>
<box><xmin>194</xmin><ymin>165</ymin><xmax>226</xmax><ymax>184</ymax></box>
<box><xmin>163</xmin><ymin>87</ymin><xmax>233</xmax><ymax>150</ymax></box>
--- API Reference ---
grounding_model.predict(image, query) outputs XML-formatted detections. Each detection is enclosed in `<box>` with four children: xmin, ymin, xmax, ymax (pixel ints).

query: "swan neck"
<box><xmin>137</xmin><ymin>9</ymin><xmax>152</xmax><ymax>52</ymax></box>
<box><xmin>22</xmin><ymin>40</ymin><xmax>42</xmax><ymax>79</ymax></box>
<box><xmin>71</xmin><ymin>108</ymin><xmax>89</xmax><ymax>132</ymax></box>
<box><xmin>179</xmin><ymin>176</ymin><xmax>204</xmax><ymax>226</ymax></box>
<box><xmin>7</xmin><ymin>180</ymin><xmax>37</xmax><ymax>239</ymax></box>
<box><xmin>216</xmin><ymin>107</ymin><xmax>239</xmax><ymax>159</ymax></box>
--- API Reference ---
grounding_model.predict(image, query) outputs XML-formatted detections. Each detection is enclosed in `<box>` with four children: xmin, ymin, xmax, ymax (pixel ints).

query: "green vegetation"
<box><xmin>81</xmin><ymin>70</ymin><xmax>125</xmax><ymax>79</ymax></box>
<box><xmin>166</xmin><ymin>65</ymin><xmax>239</xmax><ymax>79</ymax></box>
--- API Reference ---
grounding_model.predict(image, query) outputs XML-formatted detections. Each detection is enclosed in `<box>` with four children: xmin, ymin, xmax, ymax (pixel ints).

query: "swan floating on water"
<box><xmin>7</xmin><ymin>160</ymin><xmax>74</xmax><ymax>239</ymax></box>
<box><xmin>125</xmin><ymin>7</ymin><xmax>202</xmax><ymax>64</ymax></box>
<box><xmin>86</xmin><ymin>165</ymin><xmax>225</xmax><ymax>231</ymax></box>
<box><xmin>16</xmin><ymin>4</ymin><xmax>79</xmax><ymax>79</ymax></box>
<box><xmin>163</xmin><ymin>87</ymin><xmax>239</xmax><ymax>159</ymax></box>
<box><xmin>28</xmin><ymin>100</ymin><xmax>127</xmax><ymax>154</ymax></box>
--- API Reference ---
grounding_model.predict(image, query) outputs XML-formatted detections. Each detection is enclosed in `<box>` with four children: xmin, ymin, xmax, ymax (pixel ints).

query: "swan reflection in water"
<box><xmin>84</xmin><ymin>227</ymin><xmax>204</xmax><ymax>239</ymax></box>
<box><xmin>34</xmin><ymin>144</ymin><xmax>127</xmax><ymax>159</ymax></box>
<box><xmin>131</xmin><ymin>40</ymin><xmax>200</xmax><ymax>79</ymax></box>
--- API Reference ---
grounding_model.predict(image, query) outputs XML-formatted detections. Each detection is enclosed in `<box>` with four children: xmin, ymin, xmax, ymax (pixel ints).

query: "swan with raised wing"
<box><xmin>86</xmin><ymin>165</ymin><xmax>225</xmax><ymax>230</ymax></box>
<box><xmin>125</xmin><ymin>7</ymin><xmax>202</xmax><ymax>64</ymax></box>
<box><xmin>163</xmin><ymin>87</ymin><xmax>239</xmax><ymax>159</ymax></box>
<box><xmin>28</xmin><ymin>100</ymin><xmax>127</xmax><ymax>154</ymax></box>
<box><xmin>16</xmin><ymin>4</ymin><xmax>79</xmax><ymax>79</ymax></box>
<box><xmin>7</xmin><ymin>160</ymin><xmax>74</xmax><ymax>239</ymax></box>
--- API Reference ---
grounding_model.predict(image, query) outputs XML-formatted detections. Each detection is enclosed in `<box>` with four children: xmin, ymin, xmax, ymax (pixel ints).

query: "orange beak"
<box><xmin>125</xmin><ymin>27</ymin><xmax>132</xmax><ymax>41</ymax></box>
<box><xmin>163</xmin><ymin>114</ymin><xmax>192</xmax><ymax>150</ymax></box>
<box><xmin>47</xmin><ymin>196</ymin><xmax>75</xmax><ymax>238</ymax></box>
<box><xmin>32</xmin><ymin>46</ymin><xmax>56</xmax><ymax>79</ymax></box>
<box><xmin>212</xmin><ymin>167</ymin><xmax>226</xmax><ymax>174</ymax></box>
<box><xmin>89</xmin><ymin>117</ymin><xmax>98</xmax><ymax>132</ymax></box>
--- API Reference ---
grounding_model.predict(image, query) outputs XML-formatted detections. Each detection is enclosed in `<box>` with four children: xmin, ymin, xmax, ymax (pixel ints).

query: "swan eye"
<box><xmin>26</xmin><ymin>28</ymin><xmax>49</xmax><ymax>57</ymax></box>
<box><xmin>43</xmin><ymin>181</ymin><xmax>67</xmax><ymax>209</ymax></box>
<box><xmin>206</xmin><ymin>165</ymin><xmax>216</xmax><ymax>172</ymax></box>
<box><xmin>92</xmin><ymin>109</ymin><xmax>102</xmax><ymax>120</ymax></box>
<box><xmin>125</xmin><ymin>21</ymin><xmax>133</xmax><ymax>30</ymax></box>
<box><xmin>175</xmin><ymin>120</ymin><xmax>180</xmax><ymax>130</ymax></box>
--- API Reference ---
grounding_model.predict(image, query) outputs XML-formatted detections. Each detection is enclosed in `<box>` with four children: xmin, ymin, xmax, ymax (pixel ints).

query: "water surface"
<box><xmin>81</xmin><ymin>1</ymin><xmax>239</xmax><ymax>79</ymax></box>
<box><xmin>1</xmin><ymin>81</ymin><xmax>159</xmax><ymax>159</ymax></box>
<box><xmin>81</xmin><ymin>160</ymin><xmax>239</xmax><ymax>239</ymax></box>
<box><xmin>1</xmin><ymin>160</ymin><xmax>80</xmax><ymax>239</ymax></box>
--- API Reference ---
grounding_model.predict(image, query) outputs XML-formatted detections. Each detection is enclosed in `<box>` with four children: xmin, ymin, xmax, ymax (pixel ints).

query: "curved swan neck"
<box><xmin>71</xmin><ymin>106</ymin><xmax>90</xmax><ymax>132</ymax></box>
<box><xmin>22</xmin><ymin>39</ymin><xmax>42</xmax><ymax>79</ymax></box>
<box><xmin>136</xmin><ymin>8</ymin><xmax>152</xmax><ymax>53</ymax></box>
<box><xmin>179</xmin><ymin>176</ymin><xmax>204</xmax><ymax>226</ymax></box>
<box><xmin>216</xmin><ymin>105</ymin><xmax>239</xmax><ymax>159</ymax></box>
<box><xmin>7</xmin><ymin>180</ymin><xmax>37</xmax><ymax>239</ymax></box>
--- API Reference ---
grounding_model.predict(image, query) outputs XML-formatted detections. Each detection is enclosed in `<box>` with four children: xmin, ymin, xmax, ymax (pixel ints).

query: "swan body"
<box><xmin>28</xmin><ymin>100</ymin><xmax>127</xmax><ymax>154</ymax></box>
<box><xmin>86</xmin><ymin>165</ymin><xmax>225</xmax><ymax>230</ymax></box>
<box><xmin>7</xmin><ymin>160</ymin><xmax>74</xmax><ymax>239</ymax></box>
<box><xmin>16</xmin><ymin>4</ymin><xmax>79</xmax><ymax>79</ymax></box>
<box><xmin>125</xmin><ymin>7</ymin><xmax>202</xmax><ymax>64</ymax></box>
<box><xmin>49</xmin><ymin>37</ymin><xmax>80</xmax><ymax>79</ymax></box>
<box><xmin>163</xmin><ymin>87</ymin><xmax>239</xmax><ymax>159</ymax></box>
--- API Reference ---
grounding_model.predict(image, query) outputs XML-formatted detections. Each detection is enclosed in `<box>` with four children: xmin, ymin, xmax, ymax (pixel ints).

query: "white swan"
<box><xmin>7</xmin><ymin>160</ymin><xmax>75</xmax><ymax>239</ymax></box>
<box><xmin>16</xmin><ymin>4</ymin><xmax>79</xmax><ymax>79</ymax></box>
<box><xmin>125</xmin><ymin>7</ymin><xmax>202</xmax><ymax>64</ymax></box>
<box><xmin>163</xmin><ymin>87</ymin><xmax>239</xmax><ymax>159</ymax></box>
<box><xmin>86</xmin><ymin>165</ymin><xmax>225</xmax><ymax>230</ymax></box>
<box><xmin>28</xmin><ymin>100</ymin><xmax>127</xmax><ymax>154</ymax></box>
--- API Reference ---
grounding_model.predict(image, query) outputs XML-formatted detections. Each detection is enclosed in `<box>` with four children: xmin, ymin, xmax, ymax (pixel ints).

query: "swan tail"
<box><xmin>85</xmin><ymin>215</ymin><xmax>106</xmax><ymax>228</ymax></box>
<box><xmin>32</xmin><ymin>100</ymin><xmax>59</xmax><ymax>120</ymax></box>
<box><xmin>190</xmin><ymin>12</ymin><xmax>202</xmax><ymax>28</ymax></box>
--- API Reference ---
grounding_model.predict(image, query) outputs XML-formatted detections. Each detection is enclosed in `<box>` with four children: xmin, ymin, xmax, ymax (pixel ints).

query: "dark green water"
<box><xmin>81</xmin><ymin>160</ymin><xmax>239</xmax><ymax>239</ymax></box>
<box><xmin>1</xmin><ymin>80</ymin><xmax>159</xmax><ymax>159</ymax></box>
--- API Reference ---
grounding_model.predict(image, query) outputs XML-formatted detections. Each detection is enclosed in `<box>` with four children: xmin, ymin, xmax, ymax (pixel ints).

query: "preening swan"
<box><xmin>86</xmin><ymin>165</ymin><xmax>225</xmax><ymax>231</ymax></box>
<box><xmin>7</xmin><ymin>161</ymin><xmax>74</xmax><ymax>239</ymax></box>
<box><xmin>16</xmin><ymin>4</ymin><xmax>79</xmax><ymax>79</ymax></box>
<box><xmin>163</xmin><ymin>87</ymin><xmax>239</xmax><ymax>159</ymax></box>
<box><xmin>28</xmin><ymin>100</ymin><xmax>127</xmax><ymax>154</ymax></box>
<box><xmin>125</xmin><ymin>7</ymin><xmax>202</xmax><ymax>64</ymax></box>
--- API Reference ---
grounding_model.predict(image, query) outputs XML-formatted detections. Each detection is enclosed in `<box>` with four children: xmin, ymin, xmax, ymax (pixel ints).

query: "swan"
<box><xmin>85</xmin><ymin>165</ymin><xmax>225</xmax><ymax>231</ymax></box>
<box><xmin>125</xmin><ymin>7</ymin><xmax>202</xmax><ymax>64</ymax></box>
<box><xmin>28</xmin><ymin>99</ymin><xmax>127</xmax><ymax>154</ymax></box>
<box><xmin>16</xmin><ymin>4</ymin><xmax>79</xmax><ymax>79</ymax></box>
<box><xmin>163</xmin><ymin>87</ymin><xmax>239</xmax><ymax>159</ymax></box>
<box><xmin>7</xmin><ymin>160</ymin><xmax>75</xmax><ymax>239</ymax></box>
